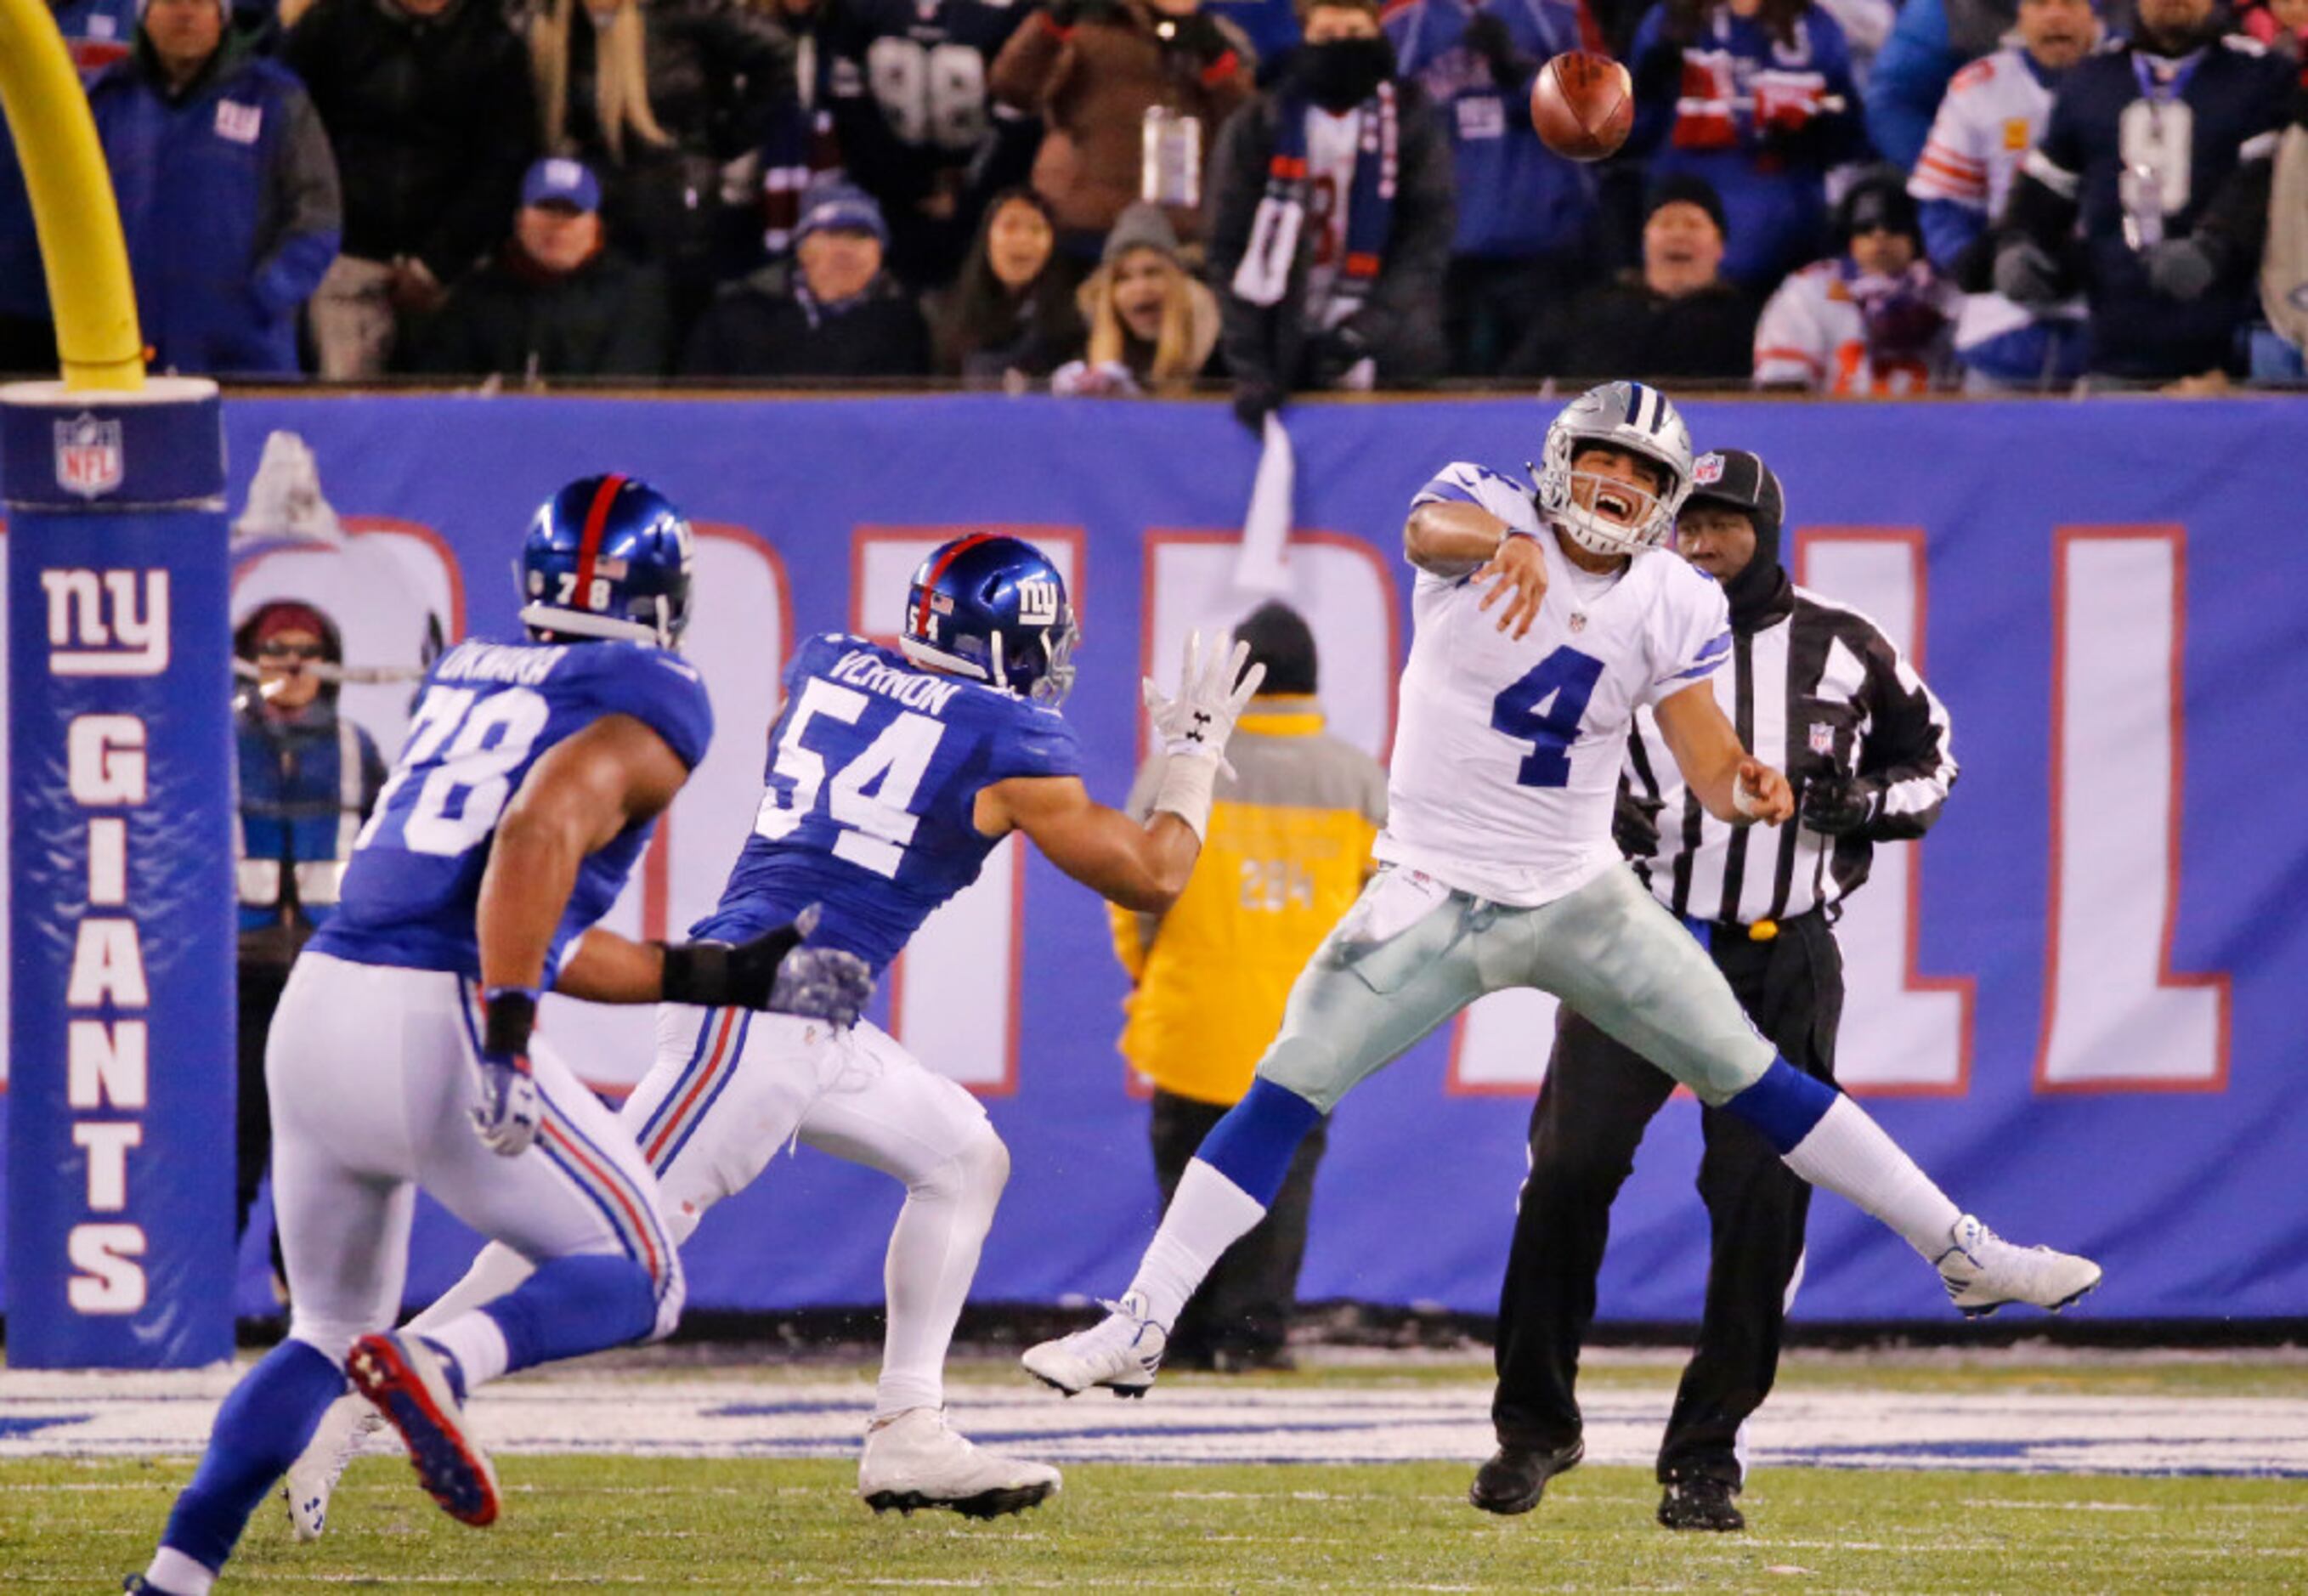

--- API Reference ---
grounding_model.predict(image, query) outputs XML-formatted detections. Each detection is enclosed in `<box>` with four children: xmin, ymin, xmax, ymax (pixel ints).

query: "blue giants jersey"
<box><xmin>310</xmin><ymin>637</ymin><xmax>714</xmax><ymax>982</ymax></box>
<box><xmin>698</xmin><ymin>633</ymin><xmax>1082</xmax><ymax>971</ymax></box>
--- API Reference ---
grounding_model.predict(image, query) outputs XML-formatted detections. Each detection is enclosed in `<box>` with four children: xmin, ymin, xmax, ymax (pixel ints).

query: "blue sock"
<box><xmin>482</xmin><ymin>1254</ymin><xmax>655</xmax><ymax>1374</ymax></box>
<box><xmin>1196</xmin><ymin>1078</ymin><xmax>1325</xmax><ymax>1207</ymax></box>
<box><xmin>1724</xmin><ymin>1056</ymin><xmax>1838</xmax><ymax>1155</ymax></box>
<box><xmin>161</xmin><ymin>1339</ymin><xmax>347</xmax><ymax>1575</ymax></box>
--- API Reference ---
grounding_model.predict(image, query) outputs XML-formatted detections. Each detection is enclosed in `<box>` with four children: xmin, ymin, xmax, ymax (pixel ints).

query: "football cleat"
<box><xmin>282</xmin><ymin>1390</ymin><xmax>387</xmax><ymax>1541</ymax></box>
<box><xmin>857</xmin><ymin>1407</ymin><xmax>1061</xmax><ymax>1520</ymax></box>
<box><xmin>1658</xmin><ymin>1474</ymin><xmax>1745</xmax><ymax>1532</ymax></box>
<box><xmin>1935</xmin><ymin>1214</ymin><xmax>2103</xmax><ymax>1318</ymax></box>
<box><xmin>346</xmin><ymin>1333</ymin><xmax>501</xmax><ymax>1527</ymax></box>
<box><xmin>1468</xmin><ymin>1437</ymin><xmax>1584</xmax><ymax>1515</ymax></box>
<box><xmin>1020</xmin><ymin>1292</ymin><xmax>1167</xmax><ymax>1397</ymax></box>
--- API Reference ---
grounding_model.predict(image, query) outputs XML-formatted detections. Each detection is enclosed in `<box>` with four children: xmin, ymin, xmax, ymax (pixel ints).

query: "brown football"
<box><xmin>1530</xmin><ymin>51</ymin><xmax>1634</xmax><ymax>162</ymax></box>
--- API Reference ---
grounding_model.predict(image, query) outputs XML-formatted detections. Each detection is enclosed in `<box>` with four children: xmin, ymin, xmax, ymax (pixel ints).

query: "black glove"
<box><xmin>1612</xmin><ymin>787</ymin><xmax>1663</xmax><ymax>859</ymax></box>
<box><xmin>1157</xmin><ymin>9</ymin><xmax>1231</xmax><ymax>62</ymax></box>
<box><xmin>1800</xmin><ymin>771</ymin><xmax>1881</xmax><ymax>836</ymax></box>
<box><xmin>1462</xmin><ymin>13</ymin><xmax>1533</xmax><ymax>93</ymax></box>
<box><xmin>2142</xmin><ymin>236</ymin><xmax>2225</xmax><ymax>302</ymax></box>
<box><xmin>1305</xmin><ymin>324</ymin><xmax>1372</xmax><ymax>388</ymax></box>
<box><xmin>1232</xmin><ymin>376</ymin><xmax>1285</xmax><ymax>432</ymax></box>
<box><xmin>660</xmin><ymin>903</ymin><xmax>856</xmax><ymax>1013</ymax></box>
<box><xmin>1949</xmin><ymin>227</ymin><xmax>2000</xmax><ymax>296</ymax></box>
<box><xmin>1994</xmin><ymin>239</ymin><xmax>2064</xmax><ymax>307</ymax></box>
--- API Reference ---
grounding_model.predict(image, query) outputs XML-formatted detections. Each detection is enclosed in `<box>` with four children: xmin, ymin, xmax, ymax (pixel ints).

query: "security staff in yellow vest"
<box><xmin>1110</xmin><ymin>602</ymin><xmax>1388</xmax><ymax>1370</ymax></box>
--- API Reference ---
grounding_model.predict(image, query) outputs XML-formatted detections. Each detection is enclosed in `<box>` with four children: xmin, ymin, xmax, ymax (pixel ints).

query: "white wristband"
<box><xmin>1150</xmin><ymin>751</ymin><xmax>1219</xmax><ymax>844</ymax></box>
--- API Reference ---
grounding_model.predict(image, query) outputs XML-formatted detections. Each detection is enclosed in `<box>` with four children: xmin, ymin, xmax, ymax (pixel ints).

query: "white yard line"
<box><xmin>3</xmin><ymin>1368</ymin><xmax>2305</xmax><ymax>1476</ymax></box>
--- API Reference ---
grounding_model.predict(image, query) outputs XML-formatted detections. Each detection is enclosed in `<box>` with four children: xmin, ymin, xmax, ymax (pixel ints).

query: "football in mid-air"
<box><xmin>1530</xmin><ymin>51</ymin><xmax>1634</xmax><ymax>162</ymax></box>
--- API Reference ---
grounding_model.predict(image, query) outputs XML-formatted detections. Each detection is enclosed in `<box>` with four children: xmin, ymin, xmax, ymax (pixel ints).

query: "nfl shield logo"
<box><xmin>1808</xmin><ymin>722</ymin><xmax>1836</xmax><ymax>756</ymax></box>
<box><xmin>1693</xmin><ymin>453</ymin><xmax>1725</xmax><ymax>487</ymax></box>
<box><xmin>54</xmin><ymin>413</ymin><xmax>123</xmax><ymax>500</ymax></box>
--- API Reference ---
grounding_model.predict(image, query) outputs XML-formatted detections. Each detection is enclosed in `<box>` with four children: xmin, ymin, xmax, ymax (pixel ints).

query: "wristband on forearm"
<box><xmin>659</xmin><ymin>939</ymin><xmax>734</xmax><ymax>1007</ymax></box>
<box><xmin>1150</xmin><ymin>750</ymin><xmax>1219</xmax><ymax>843</ymax></box>
<box><xmin>482</xmin><ymin>986</ymin><xmax>539</xmax><ymax>1057</ymax></box>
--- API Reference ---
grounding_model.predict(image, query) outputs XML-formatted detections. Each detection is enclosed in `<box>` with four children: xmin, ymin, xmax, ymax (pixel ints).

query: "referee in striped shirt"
<box><xmin>1472</xmin><ymin>448</ymin><xmax>1959</xmax><ymax>1533</ymax></box>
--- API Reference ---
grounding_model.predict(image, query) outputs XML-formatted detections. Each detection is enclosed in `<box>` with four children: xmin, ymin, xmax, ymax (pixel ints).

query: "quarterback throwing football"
<box><xmin>1026</xmin><ymin>382</ymin><xmax>2102</xmax><ymax>1399</ymax></box>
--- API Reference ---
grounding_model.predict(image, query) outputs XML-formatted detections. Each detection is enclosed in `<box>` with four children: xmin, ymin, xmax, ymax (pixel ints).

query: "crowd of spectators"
<box><xmin>3</xmin><ymin>0</ymin><xmax>2304</xmax><ymax>399</ymax></box>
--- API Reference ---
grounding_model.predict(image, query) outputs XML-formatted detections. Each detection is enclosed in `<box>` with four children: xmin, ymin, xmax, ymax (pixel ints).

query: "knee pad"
<box><xmin>956</xmin><ymin>1122</ymin><xmax>1010</xmax><ymax>1199</ymax></box>
<box><xmin>1255</xmin><ymin>1034</ymin><xmax>1350</xmax><ymax>1116</ymax></box>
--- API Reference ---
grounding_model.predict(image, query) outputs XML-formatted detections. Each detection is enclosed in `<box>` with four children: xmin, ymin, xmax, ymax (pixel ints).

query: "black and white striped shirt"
<box><xmin>1626</xmin><ymin>585</ymin><xmax>1957</xmax><ymax>925</ymax></box>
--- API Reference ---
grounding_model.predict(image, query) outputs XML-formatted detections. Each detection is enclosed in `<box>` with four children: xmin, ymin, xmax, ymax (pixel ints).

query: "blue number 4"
<box><xmin>1491</xmin><ymin>647</ymin><xmax>1604</xmax><ymax>788</ymax></box>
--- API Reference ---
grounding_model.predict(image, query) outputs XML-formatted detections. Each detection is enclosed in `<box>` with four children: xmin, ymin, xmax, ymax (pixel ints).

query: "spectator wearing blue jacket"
<box><xmin>1863</xmin><ymin>0</ymin><xmax>2133</xmax><ymax>170</ymax></box>
<box><xmin>88</xmin><ymin>0</ymin><xmax>341</xmax><ymax>376</ymax></box>
<box><xmin>1626</xmin><ymin>0</ymin><xmax>1866</xmax><ymax>290</ymax></box>
<box><xmin>0</xmin><ymin>0</ymin><xmax>144</xmax><ymax>373</ymax></box>
<box><xmin>1388</xmin><ymin>0</ymin><xmax>1600</xmax><ymax>374</ymax></box>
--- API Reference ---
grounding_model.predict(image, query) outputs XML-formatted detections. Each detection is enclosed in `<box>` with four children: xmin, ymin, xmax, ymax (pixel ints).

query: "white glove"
<box><xmin>471</xmin><ymin>1053</ymin><xmax>541</xmax><ymax>1157</ymax></box>
<box><xmin>1143</xmin><ymin>630</ymin><xmax>1267</xmax><ymax>774</ymax></box>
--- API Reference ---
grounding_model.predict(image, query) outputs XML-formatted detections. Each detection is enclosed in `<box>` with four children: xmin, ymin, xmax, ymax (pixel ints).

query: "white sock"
<box><xmin>405</xmin><ymin>1241</ymin><xmax>537</xmax><ymax>1335</ymax></box>
<box><xmin>146</xmin><ymin>1548</ymin><xmax>215</xmax><ymax>1596</ymax></box>
<box><xmin>874</xmin><ymin>1143</ymin><xmax>1005</xmax><ymax>1421</ymax></box>
<box><xmin>425</xmin><ymin>1310</ymin><xmax>512</xmax><ymax>1393</ymax></box>
<box><xmin>1127</xmin><ymin>1159</ymin><xmax>1269</xmax><ymax>1331</ymax></box>
<box><xmin>1782</xmin><ymin>1095</ymin><xmax>1962</xmax><ymax>1258</ymax></box>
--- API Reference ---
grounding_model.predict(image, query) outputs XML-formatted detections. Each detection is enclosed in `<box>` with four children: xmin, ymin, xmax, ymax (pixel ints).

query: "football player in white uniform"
<box><xmin>1025</xmin><ymin>381</ymin><xmax>2103</xmax><ymax>1399</ymax></box>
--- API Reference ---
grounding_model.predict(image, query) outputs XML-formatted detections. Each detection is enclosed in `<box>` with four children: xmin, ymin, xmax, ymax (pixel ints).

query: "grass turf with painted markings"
<box><xmin>5</xmin><ymin>1455</ymin><xmax>2305</xmax><ymax>1593</ymax></box>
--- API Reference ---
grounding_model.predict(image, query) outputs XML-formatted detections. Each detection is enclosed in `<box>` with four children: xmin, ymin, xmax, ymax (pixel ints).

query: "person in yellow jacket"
<box><xmin>1110</xmin><ymin>601</ymin><xmax>1388</xmax><ymax>1370</ymax></box>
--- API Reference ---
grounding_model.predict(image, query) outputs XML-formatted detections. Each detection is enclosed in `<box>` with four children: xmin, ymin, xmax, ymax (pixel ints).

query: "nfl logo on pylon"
<box><xmin>54</xmin><ymin>413</ymin><xmax>124</xmax><ymax>500</ymax></box>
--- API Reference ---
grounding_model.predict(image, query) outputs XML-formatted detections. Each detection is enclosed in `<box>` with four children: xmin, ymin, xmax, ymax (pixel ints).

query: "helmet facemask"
<box><xmin>1530</xmin><ymin>381</ymin><xmax>1694</xmax><ymax>560</ymax></box>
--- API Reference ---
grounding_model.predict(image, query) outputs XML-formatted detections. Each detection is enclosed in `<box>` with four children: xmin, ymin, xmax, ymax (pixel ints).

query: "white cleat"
<box><xmin>858</xmin><ymin>1407</ymin><xmax>1061</xmax><ymax>1519</ymax></box>
<box><xmin>282</xmin><ymin>1392</ymin><xmax>386</xmax><ymax>1542</ymax></box>
<box><xmin>1020</xmin><ymin>1292</ymin><xmax>1167</xmax><ymax>1398</ymax></box>
<box><xmin>1936</xmin><ymin>1214</ymin><xmax>2103</xmax><ymax>1318</ymax></box>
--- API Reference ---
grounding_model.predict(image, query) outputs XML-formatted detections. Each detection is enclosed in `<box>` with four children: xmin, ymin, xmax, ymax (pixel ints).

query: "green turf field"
<box><xmin>6</xmin><ymin>1454</ymin><xmax>2304</xmax><ymax>1593</ymax></box>
<box><xmin>8</xmin><ymin>1356</ymin><xmax>2305</xmax><ymax>1593</ymax></box>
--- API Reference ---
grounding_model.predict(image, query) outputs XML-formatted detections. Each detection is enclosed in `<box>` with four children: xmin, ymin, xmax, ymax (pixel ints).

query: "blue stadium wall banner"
<box><xmin>1</xmin><ymin>393</ymin><xmax>2297</xmax><ymax>1326</ymax></box>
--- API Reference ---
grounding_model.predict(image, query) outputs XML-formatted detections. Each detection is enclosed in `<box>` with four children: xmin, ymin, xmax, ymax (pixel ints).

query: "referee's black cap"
<box><xmin>1685</xmin><ymin>449</ymin><xmax>1785</xmax><ymax>563</ymax></box>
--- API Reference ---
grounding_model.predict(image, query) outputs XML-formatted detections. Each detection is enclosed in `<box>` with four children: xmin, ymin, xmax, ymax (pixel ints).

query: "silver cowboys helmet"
<box><xmin>1532</xmin><ymin>380</ymin><xmax>1694</xmax><ymax>558</ymax></box>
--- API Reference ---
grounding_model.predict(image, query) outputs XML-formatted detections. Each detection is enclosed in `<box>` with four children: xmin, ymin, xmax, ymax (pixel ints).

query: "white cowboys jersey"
<box><xmin>1377</xmin><ymin>462</ymin><xmax>1732</xmax><ymax>908</ymax></box>
<box><xmin>1907</xmin><ymin>44</ymin><xmax>2083</xmax><ymax>353</ymax></box>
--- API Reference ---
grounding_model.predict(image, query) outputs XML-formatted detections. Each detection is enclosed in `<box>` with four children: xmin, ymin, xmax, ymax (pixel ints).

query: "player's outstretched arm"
<box><xmin>1653</xmin><ymin>680</ymin><xmax>1795</xmax><ymax>827</ymax></box>
<box><xmin>977</xmin><ymin>630</ymin><xmax>1265</xmax><ymax>913</ymax></box>
<box><xmin>980</xmin><ymin>775</ymin><xmax>1202</xmax><ymax>913</ymax></box>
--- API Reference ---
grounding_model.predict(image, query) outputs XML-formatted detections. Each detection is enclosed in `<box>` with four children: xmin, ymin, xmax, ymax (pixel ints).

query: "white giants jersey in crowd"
<box><xmin>1906</xmin><ymin>45</ymin><xmax>2082</xmax><ymax>352</ymax></box>
<box><xmin>1753</xmin><ymin>260</ymin><xmax>1961</xmax><ymax>393</ymax></box>
<box><xmin>1376</xmin><ymin>462</ymin><xmax>1732</xmax><ymax>908</ymax></box>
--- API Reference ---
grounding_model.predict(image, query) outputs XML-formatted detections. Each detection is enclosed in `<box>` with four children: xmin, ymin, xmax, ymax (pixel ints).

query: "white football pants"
<box><xmin>411</xmin><ymin>1009</ymin><xmax>1004</xmax><ymax>1418</ymax></box>
<box><xmin>267</xmin><ymin>952</ymin><xmax>683</xmax><ymax>1367</ymax></box>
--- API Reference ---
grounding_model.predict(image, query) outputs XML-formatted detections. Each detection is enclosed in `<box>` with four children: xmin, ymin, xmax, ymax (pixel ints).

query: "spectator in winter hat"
<box><xmin>1049</xmin><ymin>199</ymin><xmax>1220</xmax><ymax>394</ymax></box>
<box><xmin>86</xmin><ymin>0</ymin><xmax>342</xmax><ymax>374</ymax></box>
<box><xmin>409</xmin><ymin>156</ymin><xmax>674</xmax><ymax>377</ymax></box>
<box><xmin>681</xmin><ymin>180</ymin><xmax>930</xmax><ymax>377</ymax></box>
<box><xmin>1507</xmin><ymin>173</ymin><xmax>1756</xmax><ymax>381</ymax></box>
<box><xmin>1754</xmin><ymin>167</ymin><xmax>1959</xmax><ymax>393</ymax></box>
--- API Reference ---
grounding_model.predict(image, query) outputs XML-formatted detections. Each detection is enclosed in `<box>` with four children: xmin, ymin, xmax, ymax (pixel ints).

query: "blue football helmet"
<box><xmin>899</xmin><ymin>534</ymin><xmax>1078</xmax><ymax>706</ymax></box>
<box><xmin>517</xmin><ymin>474</ymin><xmax>695</xmax><ymax>648</ymax></box>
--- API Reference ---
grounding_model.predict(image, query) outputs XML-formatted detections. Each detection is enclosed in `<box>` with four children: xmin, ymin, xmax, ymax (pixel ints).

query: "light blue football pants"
<box><xmin>1256</xmin><ymin>863</ymin><xmax>1776</xmax><ymax>1114</ymax></box>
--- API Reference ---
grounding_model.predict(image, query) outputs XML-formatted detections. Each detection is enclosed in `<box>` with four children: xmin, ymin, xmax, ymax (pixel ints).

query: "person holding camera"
<box><xmin>1475</xmin><ymin>448</ymin><xmax>1960</xmax><ymax>1534</ymax></box>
